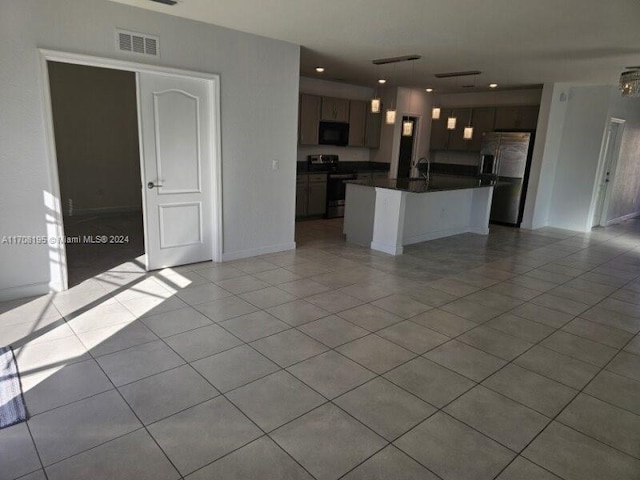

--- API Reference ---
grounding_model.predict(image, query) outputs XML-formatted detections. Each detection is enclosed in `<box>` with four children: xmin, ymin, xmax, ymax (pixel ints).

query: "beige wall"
<box><xmin>48</xmin><ymin>62</ymin><xmax>141</xmax><ymax>215</ymax></box>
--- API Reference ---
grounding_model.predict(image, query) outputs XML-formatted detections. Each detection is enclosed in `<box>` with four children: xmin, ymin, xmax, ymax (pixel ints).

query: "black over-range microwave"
<box><xmin>319</xmin><ymin>121</ymin><xmax>349</xmax><ymax>146</ymax></box>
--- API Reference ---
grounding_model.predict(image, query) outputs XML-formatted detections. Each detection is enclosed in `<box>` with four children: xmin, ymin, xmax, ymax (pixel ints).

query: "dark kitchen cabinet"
<box><xmin>296</xmin><ymin>173</ymin><xmax>327</xmax><ymax>218</ymax></box>
<box><xmin>447</xmin><ymin>108</ymin><xmax>472</xmax><ymax>151</ymax></box>
<box><xmin>494</xmin><ymin>105</ymin><xmax>539</xmax><ymax>130</ymax></box>
<box><xmin>296</xmin><ymin>175</ymin><xmax>309</xmax><ymax>217</ymax></box>
<box><xmin>430</xmin><ymin>105</ymin><xmax>538</xmax><ymax>153</ymax></box>
<box><xmin>299</xmin><ymin>94</ymin><xmax>320</xmax><ymax>145</ymax></box>
<box><xmin>308</xmin><ymin>174</ymin><xmax>328</xmax><ymax>215</ymax></box>
<box><xmin>348</xmin><ymin>100</ymin><xmax>367</xmax><ymax>147</ymax></box>
<box><xmin>321</xmin><ymin>96</ymin><xmax>349</xmax><ymax>122</ymax></box>
<box><xmin>468</xmin><ymin>107</ymin><xmax>496</xmax><ymax>151</ymax></box>
<box><xmin>364</xmin><ymin>109</ymin><xmax>382</xmax><ymax>148</ymax></box>
<box><xmin>429</xmin><ymin>109</ymin><xmax>451</xmax><ymax>150</ymax></box>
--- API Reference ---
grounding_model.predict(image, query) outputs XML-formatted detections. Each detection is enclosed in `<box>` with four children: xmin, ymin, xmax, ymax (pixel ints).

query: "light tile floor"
<box><xmin>2</xmin><ymin>218</ymin><xmax>640</xmax><ymax>479</ymax></box>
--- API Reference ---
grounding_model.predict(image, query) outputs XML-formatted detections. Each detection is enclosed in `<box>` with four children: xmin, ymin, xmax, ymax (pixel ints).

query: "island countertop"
<box><xmin>347</xmin><ymin>174</ymin><xmax>496</xmax><ymax>193</ymax></box>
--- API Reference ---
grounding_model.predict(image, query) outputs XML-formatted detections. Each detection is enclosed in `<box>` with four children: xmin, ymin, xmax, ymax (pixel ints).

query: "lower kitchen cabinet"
<box><xmin>296</xmin><ymin>175</ymin><xmax>309</xmax><ymax>217</ymax></box>
<box><xmin>308</xmin><ymin>180</ymin><xmax>327</xmax><ymax>215</ymax></box>
<box><xmin>296</xmin><ymin>173</ymin><xmax>327</xmax><ymax>218</ymax></box>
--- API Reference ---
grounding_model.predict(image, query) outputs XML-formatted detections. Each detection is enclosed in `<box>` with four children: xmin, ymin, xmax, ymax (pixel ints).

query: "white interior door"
<box><xmin>138</xmin><ymin>72</ymin><xmax>213</xmax><ymax>270</ymax></box>
<box><xmin>592</xmin><ymin>120</ymin><xmax>624</xmax><ymax>227</ymax></box>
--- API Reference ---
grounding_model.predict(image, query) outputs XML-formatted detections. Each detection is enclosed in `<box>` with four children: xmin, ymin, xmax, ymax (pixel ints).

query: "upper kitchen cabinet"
<box><xmin>494</xmin><ymin>105</ymin><xmax>539</xmax><ymax>130</ymax></box>
<box><xmin>321</xmin><ymin>96</ymin><xmax>350</xmax><ymax>122</ymax></box>
<box><xmin>348</xmin><ymin>100</ymin><xmax>367</xmax><ymax>147</ymax></box>
<box><xmin>429</xmin><ymin>109</ymin><xmax>450</xmax><ymax>150</ymax></box>
<box><xmin>430</xmin><ymin>104</ymin><xmax>538</xmax><ymax>152</ymax></box>
<box><xmin>447</xmin><ymin>108</ymin><xmax>472</xmax><ymax>151</ymax></box>
<box><xmin>468</xmin><ymin>107</ymin><xmax>496</xmax><ymax>151</ymax></box>
<box><xmin>299</xmin><ymin>94</ymin><xmax>321</xmax><ymax>145</ymax></box>
<box><xmin>364</xmin><ymin>109</ymin><xmax>381</xmax><ymax>148</ymax></box>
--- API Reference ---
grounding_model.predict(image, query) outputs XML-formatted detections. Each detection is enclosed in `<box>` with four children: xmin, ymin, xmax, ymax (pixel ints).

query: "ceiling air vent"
<box><xmin>116</xmin><ymin>29</ymin><xmax>160</xmax><ymax>57</ymax></box>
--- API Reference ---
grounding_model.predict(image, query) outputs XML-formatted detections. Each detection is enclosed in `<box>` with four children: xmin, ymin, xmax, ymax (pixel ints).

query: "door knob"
<box><xmin>147</xmin><ymin>181</ymin><xmax>164</xmax><ymax>189</ymax></box>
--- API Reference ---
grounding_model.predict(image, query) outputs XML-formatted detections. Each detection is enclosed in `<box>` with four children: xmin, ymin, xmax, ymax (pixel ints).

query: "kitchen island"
<box><xmin>343</xmin><ymin>175</ymin><xmax>495</xmax><ymax>255</ymax></box>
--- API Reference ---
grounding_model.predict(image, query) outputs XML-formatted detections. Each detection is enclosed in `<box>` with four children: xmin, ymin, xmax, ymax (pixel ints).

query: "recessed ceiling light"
<box><xmin>425</xmin><ymin>88</ymin><xmax>433</xmax><ymax>92</ymax></box>
<box><xmin>489</xmin><ymin>83</ymin><xmax>498</xmax><ymax>88</ymax></box>
<box><xmin>315</xmin><ymin>67</ymin><xmax>325</xmax><ymax>73</ymax></box>
<box><xmin>378</xmin><ymin>79</ymin><xmax>387</xmax><ymax>84</ymax></box>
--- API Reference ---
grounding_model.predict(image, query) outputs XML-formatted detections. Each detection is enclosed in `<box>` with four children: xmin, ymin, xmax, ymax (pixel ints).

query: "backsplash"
<box><xmin>431</xmin><ymin>150</ymin><xmax>480</xmax><ymax>167</ymax></box>
<box><xmin>297</xmin><ymin>145</ymin><xmax>372</xmax><ymax>163</ymax></box>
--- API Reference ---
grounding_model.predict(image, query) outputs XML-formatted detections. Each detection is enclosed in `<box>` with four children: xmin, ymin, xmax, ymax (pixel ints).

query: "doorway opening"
<box><xmin>41</xmin><ymin>50</ymin><xmax>222</xmax><ymax>292</ymax></box>
<box><xmin>397</xmin><ymin>116</ymin><xmax>418</xmax><ymax>179</ymax></box>
<box><xmin>592</xmin><ymin>118</ymin><xmax>625</xmax><ymax>228</ymax></box>
<box><xmin>48</xmin><ymin>61</ymin><xmax>144</xmax><ymax>286</ymax></box>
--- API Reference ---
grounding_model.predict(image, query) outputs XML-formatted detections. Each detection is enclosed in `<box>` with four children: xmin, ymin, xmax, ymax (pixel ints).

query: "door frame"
<box><xmin>589</xmin><ymin>117</ymin><xmax>625</xmax><ymax>228</ymax></box>
<box><xmin>397</xmin><ymin>115</ymin><xmax>419</xmax><ymax>179</ymax></box>
<box><xmin>392</xmin><ymin>114</ymin><xmax>421</xmax><ymax>179</ymax></box>
<box><xmin>38</xmin><ymin>49</ymin><xmax>223</xmax><ymax>292</ymax></box>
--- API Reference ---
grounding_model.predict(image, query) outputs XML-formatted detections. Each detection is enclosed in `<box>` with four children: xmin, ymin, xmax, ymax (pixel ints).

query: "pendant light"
<box><xmin>386</xmin><ymin>63</ymin><xmax>397</xmax><ymax>125</ymax></box>
<box><xmin>386</xmin><ymin>109</ymin><xmax>397</xmax><ymax>125</ymax></box>
<box><xmin>463</xmin><ymin>75</ymin><xmax>478</xmax><ymax>139</ymax></box>
<box><xmin>402</xmin><ymin>117</ymin><xmax>413</xmax><ymax>136</ymax></box>
<box><xmin>427</xmin><ymin>88</ymin><xmax>441</xmax><ymax>119</ymax></box>
<box><xmin>371</xmin><ymin>63</ymin><xmax>382</xmax><ymax>113</ymax></box>
<box><xmin>463</xmin><ymin>107</ymin><xmax>474</xmax><ymax>139</ymax></box>
<box><xmin>446</xmin><ymin>73</ymin><xmax>462</xmax><ymax>130</ymax></box>
<box><xmin>371</xmin><ymin>97</ymin><xmax>381</xmax><ymax>114</ymax></box>
<box><xmin>402</xmin><ymin>61</ymin><xmax>416</xmax><ymax>137</ymax></box>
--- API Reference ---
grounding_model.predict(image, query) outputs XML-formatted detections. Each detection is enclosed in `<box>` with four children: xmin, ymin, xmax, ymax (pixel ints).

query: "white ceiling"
<box><xmin>111</xmin><ymin>0</ymin><xmax>640</xmax><ymax>93</ymax></box>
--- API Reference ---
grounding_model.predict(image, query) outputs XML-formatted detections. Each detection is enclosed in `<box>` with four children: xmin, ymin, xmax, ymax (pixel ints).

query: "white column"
<box><xmin>469</xmin><ymin>186</ymin><xmax>494</xmax><ymax>234</ymax></box>
<box><xmin>521</xmin><ymin>82</ymin><xmax>570</xmax><ymax>229</ymax></box>
<box><xmin>371</xmin><ymin>187</ymin><xmax>407</xmax><ymax>255</ymax></box>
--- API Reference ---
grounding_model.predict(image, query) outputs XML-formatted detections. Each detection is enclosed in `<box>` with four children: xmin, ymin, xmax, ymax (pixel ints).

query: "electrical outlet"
<box><xmin>272</xmin><ymin>160</ymin><xmax>279</xmax><ymax>170</ymax></box>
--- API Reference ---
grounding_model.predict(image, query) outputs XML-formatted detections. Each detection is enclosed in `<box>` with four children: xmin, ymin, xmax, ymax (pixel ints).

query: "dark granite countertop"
<box><xmin>346</xmin><ymin>174</ymin><xmax>496</xmax><ymax>193</ymax></box>
<box><xmin>296</xmin><ymin>161</ymin><xmax>390</xmax><ymax>173</ymax></box>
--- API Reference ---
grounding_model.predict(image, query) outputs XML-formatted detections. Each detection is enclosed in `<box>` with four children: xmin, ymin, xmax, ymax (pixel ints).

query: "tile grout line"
<box><xmin>6</xmin><ymin>221</ymin><xmax>634</xmax><ymax>480</ymax></box>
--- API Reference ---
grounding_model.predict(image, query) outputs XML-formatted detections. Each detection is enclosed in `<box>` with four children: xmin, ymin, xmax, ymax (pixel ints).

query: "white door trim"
<box><xmin>589</xmin><ymin>117</ymin><xmax>625</xmax><ymax>229</ymax></box>
<box><xmin>38</xmin><ymin>49</ymin><xmax>223</xmax><ymax>292</ymax></box>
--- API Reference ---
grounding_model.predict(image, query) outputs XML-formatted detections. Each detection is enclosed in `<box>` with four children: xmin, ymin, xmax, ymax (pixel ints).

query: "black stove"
<box><xmin>308</xmin><ymin>154</ymin><xmax>357</xmax><ymax>218</ymax></box>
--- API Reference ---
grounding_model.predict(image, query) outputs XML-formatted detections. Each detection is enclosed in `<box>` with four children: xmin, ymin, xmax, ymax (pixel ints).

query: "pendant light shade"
<box><xmin>432</xmin><ymin>107</ymin><xmax>441</xmax><ymax>120</ymax></box>
<box><xmin>447</xmin><ymin>116</ymin><xmax>457</xmax><ymax>130</ymax></box>
<box><xmin>402</xmin><ymin>118</ymin><xmax>413</xmax><ymax>136</ymax></box>
<box><xmin>371</xmin><ymin>97</ymin><xmax>381</xmax><ymax>113</ymax></box>
<box><xmin>386</xmin><ymin>109</ymin><xmax>397</xmax><ymax>125</ymax></box>
<box><xmin>463</xmin><ymin>107</ymin><xmax>474</xmax><ymax>140</ymax></box>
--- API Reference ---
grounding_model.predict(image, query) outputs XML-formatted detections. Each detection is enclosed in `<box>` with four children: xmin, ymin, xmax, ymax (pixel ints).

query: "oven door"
<box><xmin>326</xmin><ymin>173</ymin><xmax>357</xmax><ymax>218</ymax></box>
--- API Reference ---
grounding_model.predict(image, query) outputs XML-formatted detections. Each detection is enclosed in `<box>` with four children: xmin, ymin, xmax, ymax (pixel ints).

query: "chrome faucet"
<box><xmin>416</xmin><ymin>157</ymin><xmax>430</xmax><ymax>182</ymax></box>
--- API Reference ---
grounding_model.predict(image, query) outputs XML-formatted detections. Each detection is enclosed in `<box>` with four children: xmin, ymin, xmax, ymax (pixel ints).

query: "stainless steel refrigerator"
<box><xmin>479</xmin><ymin>132</ymin><xmax>533</xmax><ymax>226</ymax></box>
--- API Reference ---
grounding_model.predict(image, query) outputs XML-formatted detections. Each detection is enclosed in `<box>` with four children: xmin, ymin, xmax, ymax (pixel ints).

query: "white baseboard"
<box><xmin>370</xmin><ymin>241</ymin><xmax>404</xmax><ymax>256</ymax></box>
<box><xmin>403</xmin><ymin>226</ymin><xmax>468</xmax><ymax>246</ymax></box>
<box><xmin>0</xmin><ymin>281</ymin><xmax>50</xmax><ymax>302</ymax></box>
<box><xmin>604</xmin><ymin>211</ymin><xmax>640</xmax><ymax>226</ymax></box>
<box><xmin>222</xmin><ymin>242</ymin><xmax>296</xmax><ymax>262</ymax></box>
<box><xmin>469</xmin><ymin>226</ymin><xmax>490</xmax><ymax>235</ymax></box>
